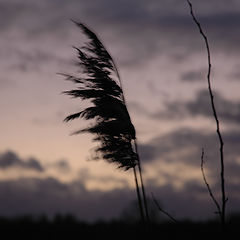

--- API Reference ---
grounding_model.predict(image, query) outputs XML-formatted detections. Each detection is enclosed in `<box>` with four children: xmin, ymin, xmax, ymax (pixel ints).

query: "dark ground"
<box><xmin>0</xmin><ymin>214</ymin><xmax>239</xmax><ymax>239</ymax></box>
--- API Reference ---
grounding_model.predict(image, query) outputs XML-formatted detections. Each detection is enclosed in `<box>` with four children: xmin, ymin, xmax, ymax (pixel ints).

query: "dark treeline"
<box><xmin>0</xmin><ymin>214</ymin><xmax>240</xmax><ymax>239</ymax></box>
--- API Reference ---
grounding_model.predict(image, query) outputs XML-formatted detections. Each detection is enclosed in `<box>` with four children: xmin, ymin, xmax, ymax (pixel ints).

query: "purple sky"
<box><xmin>0</xmin><ymin>0</ymin><xmax>240</xmax><ymax>221</ymax></box>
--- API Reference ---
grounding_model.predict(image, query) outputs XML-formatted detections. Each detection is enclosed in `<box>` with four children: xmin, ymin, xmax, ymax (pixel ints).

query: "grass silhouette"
<box><xmin>0</xmin><ymin>214</ymin><xmax>239</xmax><ymax>239</ymax></box>
<box><xmin>187</xmin><ymin>0</ymin><xmax>227</xmax><ymax>227</ymax></box>
<box><xmin>61</xmin><ymin>21</ymin><xmax>149</xmax><ymax>223</ymax></box>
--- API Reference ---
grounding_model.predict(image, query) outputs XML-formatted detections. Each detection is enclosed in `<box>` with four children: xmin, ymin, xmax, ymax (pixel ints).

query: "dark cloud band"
<box><xmin>0</xmin><ymin>151</ymin><xmax>44</xmax><ymax>171</ymax></box>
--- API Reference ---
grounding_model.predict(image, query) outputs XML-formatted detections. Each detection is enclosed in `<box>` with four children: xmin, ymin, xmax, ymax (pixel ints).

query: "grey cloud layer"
<box><xmin>1</xmin><ymin>0</ymin><xmax>240</xmax><ymax>68</ymax></box>
<box><xmin>181</xmin><ymin>70</ymin><xmax>204</xmax><ymax>82</ymax></box>
<box><xmin>0</xmin><ymin>175</ymin><xmax>239</xmax><ymax>221</ymax></box>
<box><xmin>153</xmin><ymin>90</ymin><xmax>240</xmax><ymax>124</ymax></box>
<box><xmin>0</xmin><ymin>151</ymin><xmax>44</xmax><ymax>171</ymax></box>
<box><xmin>0</xmin><ymin>151</ymin><xmax>71</xmax><ymax>173</ymax></box>
<box><xmin>139</xmin><ymin>128</ymin><xmax>240</xmax><ymax>182</ymax></box>
<box><xmin>1</xmin><ymin>126</ymin><xmax>240</xmax><ymax>221</ymax></box>
<box><xmin>0</xmin><ymin>177</ymin><xmax>134</xmax><ymax>221</ymax></box>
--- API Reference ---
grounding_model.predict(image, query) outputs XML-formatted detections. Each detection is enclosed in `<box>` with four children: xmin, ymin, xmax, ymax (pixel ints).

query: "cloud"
<box><xmin>0</xmin><ymin>151</ymin><xmax>44</xmax><ymax>172</ymax></box>
<box><xmin>153</xmin><ymin>90</ymin><xmax>240</xmax><ymax>124</ymax></box>
<box><xmin>47</xmin><ymin>159</ymin><xmax>71</xmax><ymax>173</ymax></box>
<box><xmin>0</xmin><ymin>175</ymin><xmax>239</xmax><ymax>221</ymax></box>
<box><xmin>0</xmin><ymin>134</ymin><xmax>239</xmax><ymax>221</ymax></box>
<box><xmin>181</xmin><ymin>70</ymin><xmax>204</xmax><ymax>82</ymax></box>
<box><xmin>0</xmin><ymin>78</ymin><xmax>15</xmax><ymax>91</ymax></box>
<box><xmin>0</xmin><ymin>177</ymin><xmax>134</xmax><ymax>221</ymax></box>
<box><xmin>229</xmin><ymin>67</ymin><xmax>240</xmax><ymax>81</ymax></box>
<box><xmin>77</xmin><ymin>168</ymin><xmax>129</xmax><ymax>190</ymax></box>
<box><xmin>128</xmin><ymin>101</ymin><xmax>150</xmax><ymax>116</ymax></box>
<box><xmin>1</xmin><ymin>0</ymin><xmax>240</xmax><ymax>68</ymax></box>
<box><xmin>138</xmin><ymin>127</ymin><xmax>240</xmax><ymax>184</ymax></box>
<box><xmin>0</xmin><ymin>150</ymin><xmax>76</xmax><ymax>178</ymax></box>
<box><xmin>185</xmin><ymin>90</ymin><xmax>240</xmax><ymax>123</ymax></box>
<box><xmin>54</xmin><ymin>159</ymin><xmax>71</xmax><ymax>173</ymax></box>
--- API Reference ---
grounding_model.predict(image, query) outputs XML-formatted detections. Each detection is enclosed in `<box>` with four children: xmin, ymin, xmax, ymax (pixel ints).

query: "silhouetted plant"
<box><xmin>151</xmin><ymin>193</ymin><xmax>178</xmax><ymax>223</ymax></box>
<box><xmin>200</xmin><ymin>148</ymin><xmax>221</xmax><ymax>215</ymax></box>
<box><xmin>187</xmin><ymin>0</ymin><xmax>227</xmax><ymax>227</ymax></box>
<box><xmin>61</xmin><ymin>21</ymin><xmax>149</xmax><ymax>222</ymax></box>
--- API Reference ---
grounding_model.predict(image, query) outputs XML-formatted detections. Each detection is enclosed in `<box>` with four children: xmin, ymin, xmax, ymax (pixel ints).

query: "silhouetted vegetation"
<box><xmin>57</xmin><ymin>1</ymin><xmax>235</xmax><ymax>235</ymax></box>
<box><xmin>0</xmin><ymin>214</ymin><xmax>239</xmax><ymax>239</ymax></box>
<box><xmin>187</xmin><ymin>0</ymin><xmax>227</xmax><ymax>227</ymax></box>
<box><xmin>62</xmin><ymin>21</ymin><xmax>149</xmax><ymax>222</ymax></box>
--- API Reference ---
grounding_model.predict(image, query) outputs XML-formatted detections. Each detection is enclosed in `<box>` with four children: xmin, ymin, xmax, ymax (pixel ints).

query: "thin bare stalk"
<box><xmin>100</xmin><ymin>37</ymin><xmax>148</xmax><ymax>224</ymax></box>
<box><xmin>134</xmin><ymin>139</ymin><xmax>150</xmax><ymax>222</ymax></box>
<box><xmin>114</xmin><ymin>59</ymin><xmax>149</xmax><ymax>223</ymax></box>
<box><xmin>151</xmin><ymin>193</ymin><xmax>179</xmax><ymax>223</ymax></box>
<box><xmin>133</xmin><ymin>166</ymin><xmax>145</xmax><ymax>223</ymax></box>
<box><xmin>116</xmin><ymin>63</ymin><xmax>149</xmax><ymax>223</ymax></box>
<box><xmin>201</xmin><ymin>148</ymin><xmax>221</xmax><ymax>215</ymax></box>
<box><xmin>187</xmin><ymin>0</ymin><xmax>227</xmax><ymax>226</ymax></box>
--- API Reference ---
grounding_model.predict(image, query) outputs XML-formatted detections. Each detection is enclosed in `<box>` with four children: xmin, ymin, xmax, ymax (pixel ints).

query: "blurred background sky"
<box><xmin>1</xmin><ymin>0</ymin><xmax>240</xmax><ymax>221</ymax></box>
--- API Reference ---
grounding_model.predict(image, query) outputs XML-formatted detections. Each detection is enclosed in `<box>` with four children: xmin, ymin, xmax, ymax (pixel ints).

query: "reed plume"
<box><xmin>62</xmin><ymin>21</ymin><xmax>149</xmax><ymax>222</ymax></box>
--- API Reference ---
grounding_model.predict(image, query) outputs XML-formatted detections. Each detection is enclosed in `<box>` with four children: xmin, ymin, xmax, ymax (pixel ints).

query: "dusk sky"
<box><xmin>1</xmin><ymin>0</ymin><xmax>240</xmax><ymax>221</ymax></box>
